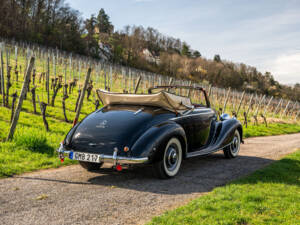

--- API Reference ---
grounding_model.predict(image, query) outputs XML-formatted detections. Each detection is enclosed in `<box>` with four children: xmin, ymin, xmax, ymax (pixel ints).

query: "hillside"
<box><xmin>0</xmin><ymin>0</ymin><xmax>300</xmax><ymax>101</ymax></box>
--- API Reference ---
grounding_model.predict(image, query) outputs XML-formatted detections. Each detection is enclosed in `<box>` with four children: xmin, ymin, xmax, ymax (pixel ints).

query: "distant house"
<box><xmin>96</xmin><ymin>42</ymin><xmax>112</xmax><ymax>60</ymax></box>
<box><xmin>94</xmin><ymin>25</ymin><xmax>114</xmax><ymax>35</ymax></box>
<box><xmin>94</xmin><ymin>27</ymin><xmax>100</xmax><ymax>34</ymax></box>
<box><xmin>142</xmin><ymin>49</ymin><xmax>160</xmax><ymax>65</ymax></box>
<box><xmin>92</xmin><ymin>27</ymin><xmax>112</xmax><ymax>60</ymax></box>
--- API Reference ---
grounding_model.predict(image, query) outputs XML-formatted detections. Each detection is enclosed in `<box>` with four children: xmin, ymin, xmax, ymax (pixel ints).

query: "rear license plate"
<box><xmin>70</xmin><ymin>151</ymin><xmax>101</xmax><ymax>163</ymax></box>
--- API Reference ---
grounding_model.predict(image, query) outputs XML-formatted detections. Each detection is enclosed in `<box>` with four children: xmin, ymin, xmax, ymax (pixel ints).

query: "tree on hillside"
<box><xmin>97</xmin><ymin>8</ymin><xmax>113</xmax><ymax>34</ymax></box>
<box><xmin>109</xmin><ymin>33</ymin><xmax>124</xmax><ymax>63</ymax></box>
<box><xmin>214</xmin><ymin>54</ymin><xmax>221</xmax><ymax>62</ymax></box>
<box><xmin>0</xmin><ymin>0</ymin><xmax>85</xmax><ymax>53</ymax></box>
<box><xmin>181</xmin><ymin>43</ymin><xmax>191</xmax><ymax>57</ymax></box>
<box><xmin>84</xmin><ymin>14</ymin><xmax>100</xmax><ymax>57</ymax></box>
<box><xmin>193</xmin><ymin>50</ymin><xmax>201</xmax><ymax>58</ymax></box>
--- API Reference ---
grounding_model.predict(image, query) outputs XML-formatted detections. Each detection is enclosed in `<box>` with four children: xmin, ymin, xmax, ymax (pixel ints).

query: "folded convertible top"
<box><xmin>96</xmin><ymin>89</ymin><xmax>192</xmax><ymax>113</ymax></box>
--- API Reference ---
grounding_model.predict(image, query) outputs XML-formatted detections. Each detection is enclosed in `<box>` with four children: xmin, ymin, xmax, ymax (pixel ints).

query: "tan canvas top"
<box><xmin>96</xmin><ymin>89</ymin><xmax>192</xmax><ymax>113</ymax></box>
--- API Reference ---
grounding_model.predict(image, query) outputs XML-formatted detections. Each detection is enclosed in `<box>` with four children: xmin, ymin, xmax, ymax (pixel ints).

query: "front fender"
<box><xmin>131</xmin><ymin>121</ymin><xmax>187</xmax><ymax>162</ymax></box>
<box><xmin>214</xmin><ymin>118</ymin><xmax>243</xmax><ymax>149</ymax></box>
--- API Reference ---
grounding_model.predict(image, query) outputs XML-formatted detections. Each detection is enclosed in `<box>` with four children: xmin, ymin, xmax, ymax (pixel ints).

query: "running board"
<box><xmin>186</xmin><ymin>141</ymin><xmax>233</xmax><ymax>158</ymax></box>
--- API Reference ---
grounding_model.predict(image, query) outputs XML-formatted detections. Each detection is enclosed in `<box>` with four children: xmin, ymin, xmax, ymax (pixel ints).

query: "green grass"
<box><xmin>0</xmin><ymin>106</ymin><xmax>77</xmax><ymax>178</ymax></box>
<box><xmin>244</xmin><ymin>123</ymin><xmax>300</xmax><ymax>138</ymax></box>
<box><xmin>149</xmin><ymin>150</ymin><xmax>300</xmax><ymax>225</ymax></box>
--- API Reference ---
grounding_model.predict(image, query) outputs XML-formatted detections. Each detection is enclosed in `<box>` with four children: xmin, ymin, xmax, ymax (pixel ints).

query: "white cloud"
<box><xmin>262</xmin><ymin>52</ymin><xmax>300</xmax><ymax>84</ymax></box>
<box><xmin>185</xmin><ymin>9</ymin><xmax>300</xmax><ymax>84</ymax></box>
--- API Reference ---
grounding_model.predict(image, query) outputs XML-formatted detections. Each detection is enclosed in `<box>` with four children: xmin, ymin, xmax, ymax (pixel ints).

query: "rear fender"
<box><xmin>131</xmin><ymin>121</ymin><xmax>187</xmax><ymax>162</ymax></box>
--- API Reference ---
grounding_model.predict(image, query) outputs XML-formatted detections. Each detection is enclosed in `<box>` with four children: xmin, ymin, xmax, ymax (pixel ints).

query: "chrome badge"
<box><xmin>96</xmin><ymin>120</ymin><xmax>108</xmax><ymax>128</ymax></box>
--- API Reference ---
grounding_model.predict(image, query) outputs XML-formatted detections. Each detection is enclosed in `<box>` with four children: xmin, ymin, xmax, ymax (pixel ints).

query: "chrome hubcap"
<box><xmin>165</xmin><ymin>145</ymin><xmax>179</xmax><ymax>171</ymax></box>
<box><xmin>231</xmin><ymin>135</ymin><xmax>240</xmax><ymax>154</ymax></box>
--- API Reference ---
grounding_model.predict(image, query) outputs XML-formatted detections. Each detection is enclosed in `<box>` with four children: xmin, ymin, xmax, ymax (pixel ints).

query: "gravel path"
<box><xmin>1</xmin><ymin>133</ymin><xmax>300</xmax><ymax>225</ymax></box>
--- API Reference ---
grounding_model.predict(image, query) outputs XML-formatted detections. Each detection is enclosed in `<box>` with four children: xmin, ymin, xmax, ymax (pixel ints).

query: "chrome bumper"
<box><xmin>57</xmin><ymin>144</ymin><xmax>148</xmax><ymax>165</ymax></box>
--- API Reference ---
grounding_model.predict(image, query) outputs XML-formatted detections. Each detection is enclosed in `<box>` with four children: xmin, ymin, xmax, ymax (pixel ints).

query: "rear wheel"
<box><xmin>223</xmin><ymin>130</ymin><xmax>241</xmax><ymax>158</ymax></box>
<box><xmin>153</xmin><ymin>137</ymin><xmax>182</xmax><ymax>179</ymax></box>
<box><xmin>79</xmin><ymin>161</ymin><xmax>104</xmax><ymax>171</ymax></box>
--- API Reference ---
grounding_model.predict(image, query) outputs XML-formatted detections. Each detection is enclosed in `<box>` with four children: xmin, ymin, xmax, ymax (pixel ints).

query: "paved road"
<box><xmin>1</xmin><ymin>133</ymin><xmax>300</xmax><ymax>225</ymax></box>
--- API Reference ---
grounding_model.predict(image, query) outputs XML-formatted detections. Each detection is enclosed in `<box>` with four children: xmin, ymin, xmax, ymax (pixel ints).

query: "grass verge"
<box><xmin>149</xmin><ymin>150</ymin><xmax>300</xmax><ymax>225</ymax></box>
<box><xmin>0</xmin><ymin>104</ymin><xmax>77</xmax><ymax>178</ymax></box>
<box><xmin>244</xmin><ymin>122</ymin><xmax>300</xmax><ymax>138</ymax></box>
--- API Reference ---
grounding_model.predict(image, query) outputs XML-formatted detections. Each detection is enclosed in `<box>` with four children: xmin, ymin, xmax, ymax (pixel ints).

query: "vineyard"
<box><xmin>0</xmin><ymin>39</ymin><xmax>300</xmax><ymax>177</ymax></box>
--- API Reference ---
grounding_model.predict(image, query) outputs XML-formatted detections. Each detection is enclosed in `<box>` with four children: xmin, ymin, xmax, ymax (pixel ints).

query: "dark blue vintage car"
<box><xmin>58</xmin><ymin>86</ymin><xmax>243</xmax><ymax>179</ymax></box>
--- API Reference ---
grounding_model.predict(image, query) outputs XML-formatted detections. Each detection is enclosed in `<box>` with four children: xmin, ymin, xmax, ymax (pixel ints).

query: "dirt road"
<box><xmin>1</xmin><ymin>133</ymin><xmax>300</xmax><ymax>225</ymax></box>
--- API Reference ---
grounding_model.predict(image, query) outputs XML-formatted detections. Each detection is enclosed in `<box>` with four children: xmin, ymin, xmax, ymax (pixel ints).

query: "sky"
<box><xmin>66</xmin><ymin>0</ymin><xmax>300</xmax><ymax>84</ymax></box>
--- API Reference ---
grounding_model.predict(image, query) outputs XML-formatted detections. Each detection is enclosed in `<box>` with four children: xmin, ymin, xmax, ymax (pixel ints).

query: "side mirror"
<box><xmin>220</xmin><ymin>113</ymin><xmax>231</xmax><ymax>121</ymax></box>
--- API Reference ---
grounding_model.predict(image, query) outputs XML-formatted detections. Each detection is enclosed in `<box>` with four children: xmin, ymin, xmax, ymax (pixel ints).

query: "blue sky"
<box><xmin>66</xmin><ymin>0</ymin><xmax>300</xmax><ymax>84</ymax></box>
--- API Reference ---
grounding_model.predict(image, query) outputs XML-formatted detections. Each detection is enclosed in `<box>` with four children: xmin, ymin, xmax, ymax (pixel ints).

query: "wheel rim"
<box><xmin>165</xmin><ymin>144</ymin><xmax>179</xmax><ymax>172</ymax></box>
<box><xmin>163</xmin><ymin>138</ymin><xmax>182</xmax><ymax>177</ymax></box>
<box><xmin>230</xmin><ymin>132</ymin><xmax>240</xmax><ymax>155</ymax></box>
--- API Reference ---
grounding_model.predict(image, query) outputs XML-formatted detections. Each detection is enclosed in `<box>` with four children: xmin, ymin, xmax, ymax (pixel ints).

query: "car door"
<box><xmin>189</xmin><ymin>108</ymin><xmax>216</xmax><ymax>150</ymax></box>
<box><xmin>173</xmin><ymin>108</ymin><xmax>216</xmax><ymax>152</ymax></box>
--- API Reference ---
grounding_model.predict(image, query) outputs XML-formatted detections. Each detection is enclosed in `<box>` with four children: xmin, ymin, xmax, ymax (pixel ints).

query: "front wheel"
<box><xmin>79</xmin><ymin>161</ymin><xmax>104</xmax><ymax>171</ymax></box>
<box><xmin>153</xmin><ymin>137</ymin><xmax>182</xmax><ymax>179</ymax></box>
<box><xmin>223</xmin><ymin>130</ymin><xmax>241</xmax><ymax>158</ymax></box>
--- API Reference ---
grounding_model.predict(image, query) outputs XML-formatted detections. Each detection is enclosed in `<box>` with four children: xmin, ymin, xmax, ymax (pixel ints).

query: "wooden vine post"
<box><xmin>263</xmin><ymin>96</ymin><xmax>273</xmax><ymax>116</ymax></box>
<box><xmin>274</xmin><ymin>98</ymin><xmax>282</xmax><ymax>116</ymax></box>
<box><xmin>73</xmin><ymin>68</ymin><xmax>91</xmax><ymax>127</ymax></box>
<box><xmin>6</xmin><ymin>48</ymin><xmax>10</xmax><ymax>103</ymax></box>
<box><xmin>62</xmin><ymin>93</ymin><xmax>69</xmax><ymax>123</ymax></box>
<box><xmin>187</xmin><ymin>81</ymin><xmax>192</xmax><ymax>97</ymax></box>
<box><xmin>261</xmin><ymin>96</ymin><xmax>273</xmax><ymax>127</ymax></box>
<box><xmin>208</xmin><ymin>85</ymin><xmax>212</xmax><ymax>97</ymax></box>
<box><xmin>166</xmin><ymin>77</ymin><xmax>173</xmax><ymax>92</ymax></box>
<box><xmin>10</xmin><ymin>92</ymin><xmax>18</xmax><ymax>123</ymax></box>
<box><xmin>289</xmin><ymin>101</ymin><xmax>298</xmax><ymax>117</ymax></box>
<box><xmin>295</xmin><ymin>110</ymin><xmax>300</xmax><ymax>121</ymax></box>
<box><xmin>74</xmin><ymin>89</ymin><xmax>81</xmax><ymax>112</ymax></box>
<box><xmin>5</xmin><ymin>66</ymin><xmax>12</xmax><ymax>107</ymax></box>
<box><xmin>236</xmin><ymin>91</ymin><xmax>245</xmax><ymax>117</ymax></box>
<box><xmin>281</xmin><ymin>100</ymin><xmax>290</xmax><ymax>118</ymax></box>
<box><xmin>0</xmin><ymin>49</ymin><xmax>5</xmax><ymax>106</ymax></box>
<box><xmin>243</xmin><ymin>112</ymin><xmax>248</xmax><ymax>128</ymax></box>
<box><xmin>31</xmin><ymin>86</ymin><xmax>37</xmax><ymax>114</ymax></box>
<box><xmin>253</xmin><ymin>95</ymin><xmax>265</xmax><ymax>125</ymax></box>
<box><xmin>134</xmin><ymin>76</ymin><xmax>142</xmax><ymax>94</ymax></box>
<box><xmin>7</xmin><ymin>57</ymin><xmax>35</xmax><ymax>141</ymax></box>
<box><xmin>222</xmin><ymin>87</ymin><xmax>231</xmax><ymax>114</ymax></box>
<box><xmin>46</xmin><ymin>56</ymin><xmax>50</xmax><ymax>104</ymax></box>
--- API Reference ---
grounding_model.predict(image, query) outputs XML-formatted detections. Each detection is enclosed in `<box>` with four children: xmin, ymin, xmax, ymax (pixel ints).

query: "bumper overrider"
<box><xmin>57</xmin><ymin>144</ymin><xmax>148</xmax><ymax>165</ymax></box>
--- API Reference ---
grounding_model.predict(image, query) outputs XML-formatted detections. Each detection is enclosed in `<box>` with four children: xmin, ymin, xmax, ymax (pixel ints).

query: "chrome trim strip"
<box><xmin>134</xmin><ymin>108</ymin><xmax>144</xmax><ymax>115</ymax></box>
<box><xmin>170</xmin><ymin>111</ymin><xmax>214</xmax><ymax>120</ymax></box>
<box><xmin>57</xmin><ymin>144</ymin><xmax>148</xmax><ymax>165</ymax></box>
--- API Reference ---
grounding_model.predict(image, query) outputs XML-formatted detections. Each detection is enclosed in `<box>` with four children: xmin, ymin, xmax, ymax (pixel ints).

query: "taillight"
<box><xmin>116</xmin><ymin>164</ymin><xmax>122</xmax><ymax>171</ymax></box>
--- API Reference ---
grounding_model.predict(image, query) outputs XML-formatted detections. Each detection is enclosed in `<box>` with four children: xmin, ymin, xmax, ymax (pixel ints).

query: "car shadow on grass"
<box><xmin>17</xmin><ymin>153</ymin><xmax>281</xmax><ymax>195</ymax></box>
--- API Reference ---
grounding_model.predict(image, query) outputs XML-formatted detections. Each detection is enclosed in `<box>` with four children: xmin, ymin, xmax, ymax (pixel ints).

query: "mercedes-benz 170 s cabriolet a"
<box><xmin>58</xmin><ymin>86</ymin><xmax>243</xmax><ymax>179</ymax></box>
